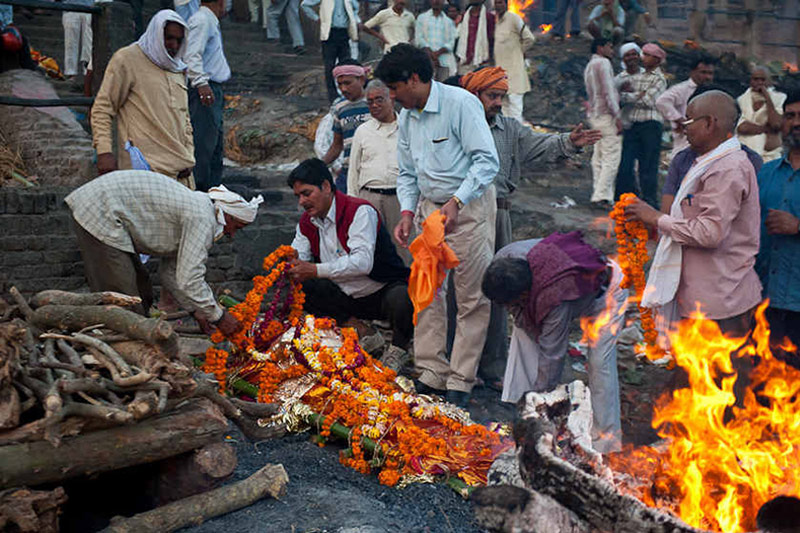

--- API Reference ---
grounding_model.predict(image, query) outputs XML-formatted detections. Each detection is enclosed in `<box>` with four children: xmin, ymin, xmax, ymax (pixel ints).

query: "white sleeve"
<box><xmin>316</xmin><ymin>205</ymin><xmax>377</xmax><ymax>280</ymax></box>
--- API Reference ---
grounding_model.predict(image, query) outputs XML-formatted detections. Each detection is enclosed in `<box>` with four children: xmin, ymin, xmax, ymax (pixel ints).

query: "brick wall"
<box><xmin>0</xmin><ymin>181</ymin><xmax>299</xmax><ymax>301</ymax></box>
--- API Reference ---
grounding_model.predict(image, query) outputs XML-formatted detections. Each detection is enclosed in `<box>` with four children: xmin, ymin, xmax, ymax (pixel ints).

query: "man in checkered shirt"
<box><xmin>65</xmin><ymin>170</ymin><xmax>263</xmax><ymax>335</ymax></box>
<box><xmin>615</xmin><ymin>42</ymin><xmax>668</xmax><ymax>207</ymax></box>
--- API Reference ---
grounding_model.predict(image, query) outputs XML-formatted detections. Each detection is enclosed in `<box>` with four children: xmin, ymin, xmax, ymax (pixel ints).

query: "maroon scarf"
<box><xmin>522</xmin><ymin>231</ymin><xmax>607</xmax><ymax>337</ymax></box>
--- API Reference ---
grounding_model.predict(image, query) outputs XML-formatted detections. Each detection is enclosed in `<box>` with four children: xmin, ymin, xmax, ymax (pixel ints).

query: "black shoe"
<box><xmin>413</xmin><ymin>379</ymin><xmax>444</xmax><ymax>396</ymax></box>
<box><xmin>293</xmin><ymin>46</ymin><xmax>306</xmax><ymax>55</ymax></box>
<box><xmin>445</xmin><ymin>390</ymin><xmax>471</xmax><ymax>409</ymax></box>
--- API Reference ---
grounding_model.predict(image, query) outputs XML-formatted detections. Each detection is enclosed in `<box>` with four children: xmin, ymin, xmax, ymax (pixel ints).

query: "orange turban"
<box><xmin>460</xmin><ymin>66</ymin><xmax>509</xmax><ymax>95</ymax></box>
<box><xmin>408</xmin><ymin>211</ymin><xmax>460</xmax><ymax>325</ymax></box>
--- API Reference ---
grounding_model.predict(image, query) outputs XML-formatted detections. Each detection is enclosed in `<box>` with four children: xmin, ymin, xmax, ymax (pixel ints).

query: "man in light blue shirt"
<box><xmin>186</xmin><ymin>0</ymin><xmax>231</xmax><ymax>191</ymax></box>
<box><xmin>374</xmin><ymin>43</ymin><xmax>499</xmax><ymax>408</ymax></box>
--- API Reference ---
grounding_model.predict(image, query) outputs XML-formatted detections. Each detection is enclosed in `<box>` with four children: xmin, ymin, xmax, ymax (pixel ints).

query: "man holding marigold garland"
<box><xmin>287</xmin><ymin>158</ymin><xmax>415</xmax><ymax>373</ymax></box>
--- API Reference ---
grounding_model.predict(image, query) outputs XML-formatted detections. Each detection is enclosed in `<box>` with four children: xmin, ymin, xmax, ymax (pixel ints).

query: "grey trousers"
<box><xmin>71</xmin><ymin>217</ymin><xmax>151</xmax><ymax>316</ymax></box>
<box><xmin>266</xmin><ymin>0</ymin><xmax>304</xmax><ymax>47</ymax></box>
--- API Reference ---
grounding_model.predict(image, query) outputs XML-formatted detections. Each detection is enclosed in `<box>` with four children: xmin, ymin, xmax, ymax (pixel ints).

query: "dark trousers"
<box><xmin>71</xmin><ymin>217</ymin><xmax>152</xmax><ymax>316</ymax></box>
<box><xmin>302</xmin><ymin>278</ymin><xmax>413</xmax><ymax>349</ymax></box>
<box><xmin>189</xmin><ymin>81</ymin><xmax>224</xmax><ymax>192</ymax></box>
<box><xmin>615</xmin><ymin>120</ymin><xmax>663</xmax><ymax>207</ymax></box>
<box><xmin>124</xmin><ymin>0</ymin><xmax>144</xmax><ymax>38</ymax></box>
<box><xmin>766</xmin><ymin>307</ymin><xmax>800</xmax><ymax>369</ymax></box>
<box><xmin>321</xmin><ymin>28</ymin><xmax>352</xmax><ymax>103</ymax></box>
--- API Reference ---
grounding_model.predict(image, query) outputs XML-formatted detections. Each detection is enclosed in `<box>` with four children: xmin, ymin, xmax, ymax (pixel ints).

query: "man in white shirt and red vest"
<box><xmin>288</xmin><ymin>158</ymin><xmax>414</xmax><ymax>371</ymax></box>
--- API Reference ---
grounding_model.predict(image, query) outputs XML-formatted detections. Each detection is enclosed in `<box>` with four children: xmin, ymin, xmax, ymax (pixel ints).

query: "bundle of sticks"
<box><xmin>0</xmin><ymin>287</ymin><xmax>284</xmax><ymax>448</ymax></box>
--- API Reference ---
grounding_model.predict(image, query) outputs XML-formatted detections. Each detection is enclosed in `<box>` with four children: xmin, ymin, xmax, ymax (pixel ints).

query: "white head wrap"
<box><xmin>208</xmin><ymin>185</ymin><xmax>264</xmax><ymax>225</ymax></box>
<box><xmin>136</xmin><ymin>10</ymin><xmax>188</xmax><ymax>73</ymax></box>
<box><xmin>619</xmin><ymin>42</ymin><xmax>642</xmax><ymax>70</ymax></box>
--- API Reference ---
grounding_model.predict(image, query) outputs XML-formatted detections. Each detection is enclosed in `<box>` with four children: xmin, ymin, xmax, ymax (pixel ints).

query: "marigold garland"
<box><xmin>610</xmin><ymin>194</ymin><xmax>664</xmax><ymax>360</ymax></box>
<box><xmin>206</xmin><ymin>246</ymin><xmax>512</xmax><ymax>488</ymax></box>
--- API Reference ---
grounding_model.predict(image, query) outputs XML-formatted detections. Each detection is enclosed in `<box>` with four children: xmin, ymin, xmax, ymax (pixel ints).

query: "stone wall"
<box><xmin>0</xmin><ymin>70</ymin><xmax>95</xmax><ymax>187</ymax></box>
<box><xmin>0</xmin><ymin>177</ymin><xmax>299</xmax><ymax>301</ymax></box>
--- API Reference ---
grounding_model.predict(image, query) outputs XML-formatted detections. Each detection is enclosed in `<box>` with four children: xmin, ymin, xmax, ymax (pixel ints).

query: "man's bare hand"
<box><xmin>198</xmin><ymin>84</ymin><xmax>215</xmax><ymax>107</ymax></box>
<box><xmin>441</xmin><ymin>199</ymin><xmax>459</xmax><ymax>234</ymax></box>
<box><xmin>620</xmin><ymin>81</ymin><xmax>634</xmax><ymax>92</ymax></box>
<box><xmin>215</xmin><ymin>310</ymin><xmax>242</xmax><ymax>337</ymax></box>
<box><xmin>569</xmin><ymin>123</ymin><xmax>603</xmax><ymax>147</ymax></box>
<box><xmin>394</xmin><ymin>213</ymin><xmax>414</xmax><ymax>248</ymax></box>
<box><xmin>288</xmin><ymin>260</ymin><xmax>318</xmax><ymax>282</ymax></box>
<box><xmin>195</xmin><ymin>313</ymin><xmax>214</xmax><ymax>335</ymax></box>
<box><xmin>623</xmin><ymin>197</ymin><xmax>663</xmax><ymax>227</ymax></box>
<box><xmin>615</xmin><ymin>118</ymin><xmax>623</xmax><ymax>135</ymax></box>
<box><xmin>97</xmin><ymin>152</ymin><xmax>117</xmax><ymax>175</ymax></box>
<box><xmin>766</xmin><ymin>209</ymin><xmax>800</xmax><ymax>235</ymax></box>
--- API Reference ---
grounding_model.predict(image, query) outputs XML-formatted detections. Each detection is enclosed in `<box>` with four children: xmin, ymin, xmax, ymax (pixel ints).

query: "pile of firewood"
<box><xmin>0</xmin><ymin>287</ymin><xmax>289</xmax><ymax>532</ymax></box>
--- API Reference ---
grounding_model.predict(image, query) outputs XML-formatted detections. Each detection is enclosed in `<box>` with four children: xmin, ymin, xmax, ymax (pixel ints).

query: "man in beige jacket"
<box><xmin>492</xmin><ymin>0</ymin><xmax>535</xmax><ymax>122</ymax></box>
<box><xmin>91</xmin><ymin>10</ymin><xmax>195</xmax><ymax>188</ymax></box>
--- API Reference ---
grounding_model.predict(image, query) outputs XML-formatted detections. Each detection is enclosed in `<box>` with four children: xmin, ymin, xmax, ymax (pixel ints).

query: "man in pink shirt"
<box><xmin>656</xmin><ymin>55</ymin><xmax>715</xmax><ymax>159</ymax></box>
<box><xmin>584</xmin><ymin>38</ymin><xmax>622</xmax><ymax>208</ymax></box>
<box><xmin>625</xmin><ymin>90</ymin><xmax>762</xmax><ymax>336</ymax></box>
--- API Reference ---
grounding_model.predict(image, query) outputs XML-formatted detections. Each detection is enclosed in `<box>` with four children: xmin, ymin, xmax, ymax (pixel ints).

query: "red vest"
<box><xmin>298</xmin><ymin>190</ymin><xmax>409</xmax><ymax>283</ymax></box>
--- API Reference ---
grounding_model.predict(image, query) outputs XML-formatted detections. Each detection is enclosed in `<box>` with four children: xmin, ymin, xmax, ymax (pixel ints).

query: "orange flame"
<box><xmin>579</xmin><ymin>269</ymin><xmax>625</xmax><ymax>347</ymax></box>
<box><xmin>784</xmin><ymin>62</ymin><xmax>799</xmax><ymax>73</ymax></box>
<box><xmin>539</xmin><ymin>23</ymin><xmax>552</xmax><ymax>33</ymax></box>
<box><xmin>508</xmin><ymin>0</ymin><xmax>535</xmax><ymax>19</ymax></box>
<box><xmin>608</xmin><ymin>301</ymin><xmax>800</xmax><ymax>532</ymax></box>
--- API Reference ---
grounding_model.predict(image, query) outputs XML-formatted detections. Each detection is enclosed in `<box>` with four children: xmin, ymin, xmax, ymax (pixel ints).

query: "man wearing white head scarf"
<box><xmin>66</xmin><ymin>170</ymin><xmax>264</xmax><ymax>335</ymax></box>
<box><xmin>92</xmin><ymin>10</ymin><xmax>196</xmax><ymax>188</ymax></box>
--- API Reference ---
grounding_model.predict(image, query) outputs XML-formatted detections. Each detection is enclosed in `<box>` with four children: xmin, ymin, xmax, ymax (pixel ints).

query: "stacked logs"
<box><xmin>0</xmin><ymin>287</ymin><xmax>289</xmax><ymax>533</ymax></box>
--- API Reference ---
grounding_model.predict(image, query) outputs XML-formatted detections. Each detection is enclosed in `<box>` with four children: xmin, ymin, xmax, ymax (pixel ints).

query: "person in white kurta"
<box><xmin>736</xmin><ymin>67</ymin><xmax>786</xmax><ymax>163</ymax></box>
<box><xmin>492</xmin><ymin>0</ymin><xmax>535</xmax><ymax>123</ymax></box>
<box><xmin>482</xmin><ymin>237</ymin><xmax>627</xmax><ymax>453</ymax></box>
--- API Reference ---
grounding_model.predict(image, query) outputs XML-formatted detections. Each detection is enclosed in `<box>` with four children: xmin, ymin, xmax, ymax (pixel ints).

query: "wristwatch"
<box><xmin>451</xmin><ymin>196</ymin><xmax>464</xmax><ymax>210</ymax></box>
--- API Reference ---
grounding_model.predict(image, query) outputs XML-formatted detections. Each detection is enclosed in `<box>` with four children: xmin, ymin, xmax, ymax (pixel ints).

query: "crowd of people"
<box><xmin>4</xmin><ymin>0</ymin><xmax>800</xmax><ymax>454</ymax></box>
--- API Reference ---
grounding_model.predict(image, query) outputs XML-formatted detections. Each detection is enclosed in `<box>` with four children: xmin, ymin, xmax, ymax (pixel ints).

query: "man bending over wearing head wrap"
<box><xmin>92</xmin><ymin>10</ymin><xmax>196</xmax><ymax>187</ymax></box>
<box><xmin>66</xmin><ymin>171</ymin><xmax>264</xmax><ymax>336</ymax></box>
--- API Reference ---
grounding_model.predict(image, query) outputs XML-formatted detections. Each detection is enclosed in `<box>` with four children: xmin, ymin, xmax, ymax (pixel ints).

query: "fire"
<box><xmin>507</xmin><ymin>0</ymin><xmax>535</xmax><ymax>19</ymax></box>
<box><xmin>784</xmin><ymin>62</ymin><xmax>799</xmax><ymax>73</ymax></box>
<box><xmin>539</xmin><ymin>23</ymin><xmax>552</xmax><ymax>33</ymax></box>
<box><xmin>608</xmin><ymin>301</ymin><xmax>800</xmax><ymax>532</ymax></box>
<box><xmin>579</xmin><ymin>271</ymin><xmax>625</xmax><ymax>347</ymax></box>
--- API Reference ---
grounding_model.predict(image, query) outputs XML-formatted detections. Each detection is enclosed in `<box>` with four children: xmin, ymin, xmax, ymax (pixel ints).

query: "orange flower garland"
<box><xmin>610</xmin><ymin>194</ymin><xmax>663</xmax><ymax>359</ymax></box>
<box><xmin>204</xmin><ymin>245</ymin><xmax>303</xmax><ymax>392</ymax></box>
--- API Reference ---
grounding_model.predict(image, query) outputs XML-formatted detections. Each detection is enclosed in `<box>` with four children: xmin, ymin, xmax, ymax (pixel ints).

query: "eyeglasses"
<box><xmin>680</xmin><ymin>115</ymin><xmax>711</xmax><ymax>127</ymax></box>
<box><xmin>367</xmin><ymin>96</ymin><xmax>386</xmax><ymax>106</ymax></box>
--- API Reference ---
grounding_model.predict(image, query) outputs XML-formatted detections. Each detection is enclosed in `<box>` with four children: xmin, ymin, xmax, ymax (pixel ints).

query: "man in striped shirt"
<box><xmin>615</xmin><ymin>42</ymin><xmax>667</xmax><ymax>207</ymax></box>
<box><xmin>320</xmin><ymin>60</ymin><xmax>371</xmax><ymax>194</ymax></box>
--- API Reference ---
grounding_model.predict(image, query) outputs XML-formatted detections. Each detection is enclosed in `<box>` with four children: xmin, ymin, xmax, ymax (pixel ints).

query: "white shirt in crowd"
<box><xmin>291</xmin><ymin>196</ymin><xmax>387</xmax><ymax>298</ymax></box>
<box><xmin>347</xmin><ymin>115</ymin><xmax>400</xmax><ymax>193</ymax></box>
<box><xmin>186</xmin><ymin>6</ymin><xmax>231</xmax><ymax>87</ymax></box>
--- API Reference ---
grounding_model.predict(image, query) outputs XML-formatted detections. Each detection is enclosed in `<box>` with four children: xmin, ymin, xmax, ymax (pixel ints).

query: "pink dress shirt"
<box><xmin>656</xmin><ymin>78</ymin><xmax>697</xmax><ymax>157</ymax></box>
<box><xmin>656</xmin><ymin>148</ymin><xmax>763</xmax><ymax>320</ymax></box>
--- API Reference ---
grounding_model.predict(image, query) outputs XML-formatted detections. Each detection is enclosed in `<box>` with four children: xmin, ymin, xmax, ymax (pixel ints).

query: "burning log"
<box><xmin>0</xmin><ymin>397</ymin><xmax>228</xmax><ymax>489</ymax></box>
<box><xmin>101</xmin><ymin>463</ymin><xmax>289</xmax><ymax>533</ymax></box>
<box><xmin>0</xmin><ymin>486</ymin><xmax>67</xmax><ymax>533</ymax></box>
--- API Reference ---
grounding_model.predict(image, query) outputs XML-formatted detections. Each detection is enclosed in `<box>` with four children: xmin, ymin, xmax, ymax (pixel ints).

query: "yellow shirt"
<box><xmin>494</xmin><ymin>12</ymin><xmax>535</xmax><ymax>95</ymax></box>
<box><xmin>91</xmin><ymin>44</ymin><xmax>195</xmax><ymax>184</ymax></box>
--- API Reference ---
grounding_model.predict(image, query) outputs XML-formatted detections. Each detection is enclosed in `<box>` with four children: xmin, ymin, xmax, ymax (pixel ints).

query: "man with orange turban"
<box><xmin>461</xmin><ymin>64</ymin><xmax>602</xmax><ymax>388</ymax></box>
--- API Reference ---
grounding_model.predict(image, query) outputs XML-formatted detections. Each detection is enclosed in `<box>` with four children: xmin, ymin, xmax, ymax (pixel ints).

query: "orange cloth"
<box><xmin>408</xmin><ymin>211</ymin><xmax>460</xmax><ymax>325</ymax></box>
<box><xmin>460</xmin><ymin>66</ymin><xmax>509</xmax><ymax>95</ymax></box>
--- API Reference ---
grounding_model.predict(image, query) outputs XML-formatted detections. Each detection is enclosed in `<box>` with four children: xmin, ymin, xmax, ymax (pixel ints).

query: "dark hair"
<box><xmin>690</xmin><ymin>54</ymin><xmax>716</xmax><ymax>70</ymax></box>
<box><xmin>442</xmin><ymin>74</ymin><xmax>461</xmax><ymax>87</ymax></box>
<box><xmin>784</xmin><ymin>90</ymin><xmax>800</xmax><ymax>112</ymax></box>
<box><xmin>481</xmin><ymin>258</ymin><xmax>532</xmax><ymax>304</ymax></box>
<box><xmin>287</xmin><ymin>158</ymin><xmax>335</xmax><ymax>190</ymax></box>
<box><xmin>374</xmin><ymin>43</ymin><xmax>434</xmax><ymax>84</ymax></box>
<box><xmin>591</xmin><ymin>38</ymin><xmax>610</xmax><ymax>55</ymax></box>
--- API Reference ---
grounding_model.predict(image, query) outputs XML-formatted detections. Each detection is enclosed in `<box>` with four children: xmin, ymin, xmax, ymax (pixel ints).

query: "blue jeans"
<box><xmin>553</xmin><ymin>0</ymin><xmax>581</xmax><ymax>36</ymax></box>
<box><xmin>615</xmin><ymin>120</ymin><xmax>662</xmax><ymax>207</ymax></box>
<box><xmin>189</xmin><ymin>81</ymin><xmax>224</xmax><ymax>192</ymax></box>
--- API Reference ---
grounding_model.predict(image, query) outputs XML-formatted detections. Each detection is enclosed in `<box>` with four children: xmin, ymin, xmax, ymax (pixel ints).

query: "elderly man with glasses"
<box><xmin>347</xmin><ymin>79</ymin><xmax>411</xmax><ymax>264</ymax></box>
<box><xmin>624</xmin><ymin>89</ymin><xmax>763</xmax><ymax>338</ymax></box>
